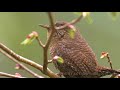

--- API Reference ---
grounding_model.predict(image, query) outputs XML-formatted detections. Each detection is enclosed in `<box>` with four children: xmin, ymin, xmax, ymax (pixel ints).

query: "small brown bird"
<box><xmin>47</xmin><ymin>21</ymin><xmax>120</xmax><ymax>78</ymax></box>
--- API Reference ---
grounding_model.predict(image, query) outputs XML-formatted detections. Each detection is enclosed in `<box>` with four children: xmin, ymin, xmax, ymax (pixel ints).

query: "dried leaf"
<box><xmin>100</xmin><ymin>52</ymin><xmax>109</xmax><ymax>59</ymax></box>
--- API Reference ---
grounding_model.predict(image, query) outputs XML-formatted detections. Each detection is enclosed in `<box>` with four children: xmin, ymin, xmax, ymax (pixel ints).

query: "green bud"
<box><xmin>68</xmin><ymin>25</ymin><xmax>76</xmax><ymax>39</ymax></box>
<box><xmin>53</xmin><ymin>56</ymin><xmax>64</xmax><ymax>64</ymax></box>
<box><xmin>21</xmin><ymin>31</ymin><xmax>38</xmax><ymax>45</ymax></box>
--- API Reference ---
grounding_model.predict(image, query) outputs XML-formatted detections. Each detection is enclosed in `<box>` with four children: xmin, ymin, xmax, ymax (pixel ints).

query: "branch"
<box><xmin>56</xmin><ymin>15</ymin><xmax>83</xmax><ymax>30</ymax></box>
<box><xmin>106</xmin><ymin>54</ymin><xmax>113</xmax><ymax>70</ymax></box>
<box><xmin>0</xmin><ymin>13</ymin><xmax>83</xmax><ymax>78</ymax></box>
<box><xmin>0</xmin><ymin>49</ymin><xmax>43</xmax><ymax>78</ymax></box>
<box><xmin>37</xmin><ymin>12</ymin><xmax>83</xmax><ymax>74</ymax></box>
<box><xmin>39</xmin><ymin>14</ymin><xmax>83</xmax><ymax>31</ymax></box>
<box><xmin>36</xmin><ymin>37</ymin><xmax>45</xmax><ymax>48</ymax></box>
<box><xmin>42</xmin><ymin>12</ymin><xmax>56</xmax><ymax>73</ymax></box>
<box><xmin>45</xmin><ymin>12</ymin><xmax>56</xmax><ymax>47</ymax></box>
<box><xmin>0</xmin><ymin>72</ymin><xmax>25</xmax><ymax>78</ymax></box>
<box><xmin>0</xmin><ymin>43</ymin><xmax>59</xmax><ymax>78</ymax></box>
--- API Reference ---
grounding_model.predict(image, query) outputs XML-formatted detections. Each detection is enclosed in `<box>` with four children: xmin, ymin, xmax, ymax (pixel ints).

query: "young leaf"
<box><xmin>68</xmin><ymin>29</ymin><xmax>76</xmax><ymax>39</ymax></box>
<box><xmin>57</xmin><ymin>57</ymin><xmax>64</xmax><ymax>64</ymax></box>
<box><xmin>21</xmin><ymin>31</ymin><xmax>38</xmax><ymax>45</ymax></box>
<box><xmin>53</xmin><ymin>56</ymin><xmax>64</xmax><ymax>64</ymax></box>
<box><xmin>82</xmin><ymin>12</ymin><xmax>93</xmax><ymax>24</ymax></box>
<box><xmin>85</xmin><ymin>15</ymin><xmax>93</xmax><ymax>24</ymax></box>
<box><xmin>21</xmin><ymin>38</ymin><xmax>35</xmax><ymax>45</ymax></box>
<box><xmin>74</xmin><ymin>12</ymin><xmax>93</xmax><ymax>24</ymax></box>
<box><xmin>82</xmin><ymin>12</ymin><xmax>91</xmax><ymax>18</ymax></box>
<box><xmin>68</xmin><ymin>24</ymin><xmax>76</xmax><ymax>39</ymax></box>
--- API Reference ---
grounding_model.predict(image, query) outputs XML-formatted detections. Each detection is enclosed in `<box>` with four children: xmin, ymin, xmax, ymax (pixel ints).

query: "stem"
<box><xmin>0</xmin><ymin>72</ymin><xmax>25</xmax><ymax>78</ymax></box>
<box><xmin>56</xmin><ymin>15</ymin><xmax>83</xmax><ymax>30</ymax></box>
<box><xmin>36</xmin><ymin>37</ymin><xmax>45</xmax><ymax>48</ymax></box>
<box><xmin>0</xmin><ymin>49</ymin><xmax>43</xmax><ymax>78</ymax></box>
<box><xmin>42</xmin><ymin>12</ymin><xmax>56</xmax><ymax>74</ymax></box>
<box><xmin>107</xmin><ymin>54</ymin><xmax>113</xmax><ymax>70</ymax></box>
<box><xmin>0</xmin><ymin>43</ymin><xmax>59</xmax><ymax>78</ymax></box>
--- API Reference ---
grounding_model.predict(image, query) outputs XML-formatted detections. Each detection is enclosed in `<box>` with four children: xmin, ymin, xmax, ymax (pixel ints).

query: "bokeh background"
<box><xmin>0</xmin><ymin>12</ymin><xmax>120</xmax><ymax>78</ymax></box>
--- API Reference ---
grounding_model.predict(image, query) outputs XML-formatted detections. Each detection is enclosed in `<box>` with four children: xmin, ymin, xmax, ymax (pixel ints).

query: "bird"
<box><xmin>47</xmin><ymin>21</ymin><xmax>120</xmax><ymax>78</ymax></box>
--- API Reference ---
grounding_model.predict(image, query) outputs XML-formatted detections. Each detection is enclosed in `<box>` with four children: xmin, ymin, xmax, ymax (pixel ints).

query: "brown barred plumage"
<box><xmin>48</xmin><ymin>21</ymin><xmax>120</xmax><ymax>78</ymax></box>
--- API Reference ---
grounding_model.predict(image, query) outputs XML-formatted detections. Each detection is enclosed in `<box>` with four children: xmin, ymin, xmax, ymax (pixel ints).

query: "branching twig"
<box><xmin>42</xmin><ymin>12</ymin><xmax>56</xmax><ymax>74</ymax></box>
<box><xmin>0</xmin><ymin>43</ymin><xmax>59</xmax><ymax>78</ymax></box>
<box><xmin>0</xmin><ymin>12</ymin><xmax>84</xmax><ymax>78</ymax></box>
<box><xmin>106</xmin><ymin>54</ymin><xmax>113</xmax><ymax>70</ymax></box>
<box><xmin>101</xmin><ymin>52</ymin><xmax>113</xmax><ymax>70</ymax></box>
<box><xmin>39</xmin><ymin>14</ymin><xmax>83</xmax><ymax>31</ymax></box>
<box><xmin>56</xmin><ymin>14</ymin><xmax>83</xmax><ymax>30</ymax></box>
<box><xmin>38</xmin><ymin>24</ymin><xmax>50</xmax><ymax>29</ymax></box>
<box><xmin>37</xmin><ymin>12</ymin><xmax>83</xmax><ymax>75</ymax></box>
<box><xmin>0</xmin><ymin>72</ymin><xmax>25</xmax><ymax>78</ymax></box>
<box><xmin>0</xmin><ymin>49</ymin><xmax>43</xmax><ymax>78</ymax></box>
<box><xmin>36</xmin><ymin>37</ymin><xmax>45</xmax><ymax>48</ymax></box>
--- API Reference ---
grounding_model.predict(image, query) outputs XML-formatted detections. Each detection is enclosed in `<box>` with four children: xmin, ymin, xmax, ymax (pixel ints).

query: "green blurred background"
<box><xmin>0</xmin><ymin>12</ymin><xmax>120</xmax><ymax>78</ymax></box>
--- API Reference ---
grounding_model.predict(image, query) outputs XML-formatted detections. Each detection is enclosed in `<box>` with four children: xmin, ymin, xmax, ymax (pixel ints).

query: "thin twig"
<box><xmin>39</xmin><ymin>24</ymin><xmax>50</xmax><ymax>29</ymax></box>
<box><xmin>0</xmin><ymin>72</ymin><xmax>25</xmax><ymax>78</ymax></box>
<box><xmin>0</xmin><ymin>49</ymin><xmax>43</xmax><ymax>78</ymax></box>
<box><xmin>42</xmin><ymin>12</ymin><xmax>56</xmax><ymax>74</ymax></box>
<box><xmin>105</xmin><ymin>53</ymin><xmax>116</xmax><ymax>78</ymax></box>
<box><xmin>39</xmin><ymin>14</ymin><xmax>83</xmax><ymax>31</ymax></box>
<box><xmin>36</xmin><ymin>37</ymin><xmax>45</xmax><ymax>48</ymax></box>
<box><xmin>0</xmin><ymin>43</ymin><xmax>59</xmax><ymax>78</ymax></box>
<box><xmin>56</xmin><ymin>15</ymin><xmax>83</xmax><ymax>30</ymax></box>
<box><xmin>38</xmin><ymin>12</ymin><xmax>83</xmax><ymax>75</ymax></box>
<box><xmin>106</xmin><ymin>54</ymin><xmax>113</xmax><ymax>70</ymax></box>
<box><xmin>70</xmin><ymin>15</ymin><xmax>83</xmax><ymax>25</ymax></box>
<box><xmin>45</xmin><ymin>12</ymin><xmax>56</xmax><ymax>48</ymax></box>
<box><xmin>106</xmin><ymin>54</ymin><xmax>116</xmax><ymax>78</ymax></box>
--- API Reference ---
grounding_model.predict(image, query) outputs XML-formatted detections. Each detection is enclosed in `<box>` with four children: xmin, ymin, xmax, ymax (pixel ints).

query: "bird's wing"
<box><xmin>56</xmin><ymin>42</ymin><xmax>98</xmax><ymax>75</ymax></box>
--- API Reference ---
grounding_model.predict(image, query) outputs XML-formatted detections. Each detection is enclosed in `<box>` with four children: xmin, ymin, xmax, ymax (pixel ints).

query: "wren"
<box><xmin>47</xmin><ymin>21</ymin><xmax>120</xmax><ymax>78</ymax></box>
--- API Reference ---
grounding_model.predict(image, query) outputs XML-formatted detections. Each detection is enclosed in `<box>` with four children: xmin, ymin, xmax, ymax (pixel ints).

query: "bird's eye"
<box><xmin>55</xmin><ymin>22</ymin><xmax>65</xmax><ymax>27</ymax></box>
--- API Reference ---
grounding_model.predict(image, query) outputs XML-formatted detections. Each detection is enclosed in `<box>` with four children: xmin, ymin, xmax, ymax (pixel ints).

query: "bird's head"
<box><xmin>47</xmin><ymin>21</ymin><xmax>77</xmax><ymax>42</ymax></box>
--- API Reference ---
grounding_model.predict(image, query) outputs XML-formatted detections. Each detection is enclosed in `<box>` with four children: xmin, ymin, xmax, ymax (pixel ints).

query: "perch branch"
<box><xmin>0</xmin><ymin>72</ymin><xmax>25</xmax><ymax>78</ymax></box>
<box><xmin>0</xmin><ymin>49</ymin><xmax>43</xmax><ymax>78</ymax></box>
<box><xmin>37</xmin><ymin>12</ymin><xmax>83</xmax><ymax>74</ymax></box>
<box><xmin>0</xmin><ymin>43</ymin><xmax>59</xmax><ymax>78</ymax></box>
<box><xmin>42</xmin><ymin>12</ymin><xmax>56</xmax><ymax>74</ymax></box>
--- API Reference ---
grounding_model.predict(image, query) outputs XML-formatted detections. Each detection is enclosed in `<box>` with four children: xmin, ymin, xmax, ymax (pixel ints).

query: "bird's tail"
<box><xmin>96</xmin><ymin>66</ymin><xmax>120</xmax><ymax>77</ymax></box>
